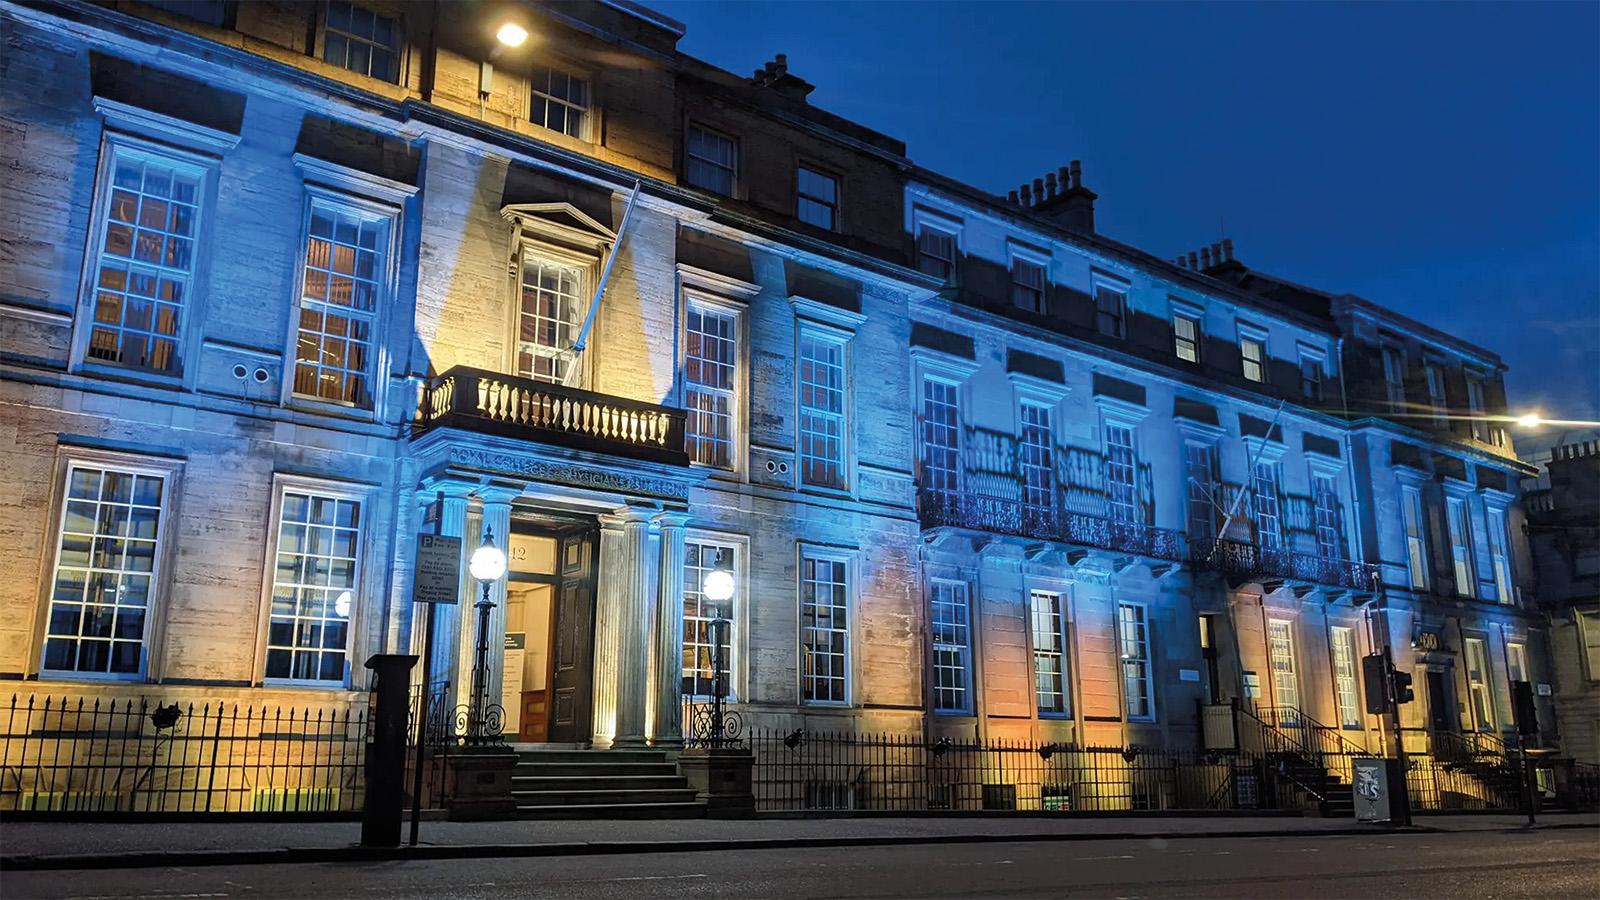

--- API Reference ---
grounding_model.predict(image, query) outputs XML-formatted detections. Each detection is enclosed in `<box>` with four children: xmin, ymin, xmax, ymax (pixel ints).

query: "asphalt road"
<box><xmin>3</xmin><ymin>829</ymin><xmax>1595</xmax><ymax>899</ymax></box>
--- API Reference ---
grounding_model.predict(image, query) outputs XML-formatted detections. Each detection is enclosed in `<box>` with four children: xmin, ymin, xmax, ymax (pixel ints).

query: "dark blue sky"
<box><xmin>659</xmin><ymin>0</ymin><xmax>1600</xmax><ymax>426</ymax></box>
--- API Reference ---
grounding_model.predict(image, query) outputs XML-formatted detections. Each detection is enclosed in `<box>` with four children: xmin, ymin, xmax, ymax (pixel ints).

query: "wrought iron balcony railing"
<box><xmin>1190</xmin><ymin>538</ymin><xmax>1378</xmax><ymax>591</ymax></box>
<box><xmin>415</xmin><ymin>366</ymin><xmax>689</xmax><ymax>466</ymax></box>
<box><xmin>918</xmin><ymin>489</ymin><xmax>1185</xmax><ymax>561</ymax></box>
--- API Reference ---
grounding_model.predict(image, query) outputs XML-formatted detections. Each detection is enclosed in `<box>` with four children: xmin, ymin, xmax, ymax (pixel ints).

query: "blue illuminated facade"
<box><xmin>0</xmin><ymin>0</ymin><xmax>1565</xmax><ymax>775</ymax></box>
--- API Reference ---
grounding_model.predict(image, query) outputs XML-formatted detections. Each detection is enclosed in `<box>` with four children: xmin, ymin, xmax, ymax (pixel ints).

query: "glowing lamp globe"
<box><xmin>702</xmin><ymin>569</ymin><xmax>735</xmax><ymax>604</ymax></box>
<box><xmin>470</xmin><ymin>540</ymin><xmax>507</xmax><ymax>582</ymax></box>
<box><xmin>1515</xmin><ymin>413</ymin><xmax>1543</xmax><ymax>429</ymax></box>
<box><xmin>495</xmin><ymin>22</ymin><xmax>529</xmax><ymax>47</ymax></box>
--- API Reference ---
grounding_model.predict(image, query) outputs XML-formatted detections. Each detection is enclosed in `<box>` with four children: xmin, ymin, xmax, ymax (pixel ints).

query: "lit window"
<box><xmin>1331</xmin><ymin>626</ymin><xmax>1362</xmax><ymax>729</ymax></box>
<box><xmin>1240</xmin><ymin>335</ymin><xmax>1266</xmax><ymax>383</ymax></box>
<box><xmin>1581</xmin><ymin>611</ymin><xmax>1600</xmax><ymax>683</ymax></box>
<box><xmin>686</xmin><ymin>123</ymin><xmax>736</xmax><ymax>196</ymax></box>
<box><xmin>1464</xmin><ymin>636</ymin><xmax>1495</xmax><ymax>730</ymax></box>
<box><xmin>86</xmin><ymin>148</ymin><xmax>205</xmax><ymax>375</ymax></box>
<box><xmin>1174</xmin><ymin>314</ymin><xmax>1201</xmax><ymax>363</ymax></box>
<box><xmin>322</xmin><ymin>2</ymin><xmax>400</xmax><ymax>83</ymax></box>
<box><xmin>1507</xmin><ymin>642</ymin><xmax>1528</xmax><ymax>684</ymax></box>
<box><xmin>1104</xmin><ymin>423</ymin><xmax>1138</xmax><ymax>525</ymax></box>
<box><xmin>1019</xmin><ymin>402</ymin><xmax>1054</xmax><ymax>516</ymax></box>
<box><xmin>930</xmin><ymin>581</ymin><xmax>972</xmax><ymax>714</ymax></box>
<box><xmin>1011</xmin><ymin>258</ymin><xmax>1046</xmax><ymax>313</ymax></box>
<box><xmin>682</xmin><ymin>540</ymin><xmax>737</xmax><ymax>698</ymax></box>
<box><xmin>1031</xmin><ymin>590</ymin><xmax>1069</xmax><ymax>716</ymax></box>
<box><xmin>1300</xmin><ymin>354</ymin><xmax>1325</xmax><ymax>402</ymax></box>
<box><xmin>797</xmin><ymin>166</ymin><xmax>839</xmax><ymax>230</ymax></box>
<box><xmin>294</xmin><ymin>201</ymin><xmax>388</xmax><ymax>406</ymax></box>
<box><xmin>1446</xmin><ymin>496</ymin><xmax>1475</xmax><ymax>597</ymax></box>
<box><xmin>265</xmin><ymin>490</ymin><xmax>361</xmax><ymax>683</ymax></box>
<box><xmin>919</xmin><ymin>377</ymin><xmax>961</xmax><ymax>502</ymax></box>
<box><xmin>1118</xmin><ymin>603</ymin><xmax>1152</xmax><ymax>721</ymax></box>
<box><xmin>1486</xmin><ymin>505</ymin><xmax>1513</xmax><ymax>604</ymax></box>
<box><xmin>530</xmin><ymin>66</ymin><xmax>590</xmax><ymax>139</ymax></box>
<box><xmin>684</xmin><ymin>302</ymin><xmax>738</xmax><ymax>468</ymax></box>
<box><xmin>516</xmin><ymin>252</ymin><xmax>583</xmax><ymax>384</ymax></box>
<box><xmin>1381</xmin><ymin>345</ymin><xmax>1407</xmax><ymax>410</ymax></box>
<box><xmin>800</xmin><ymin>553</ymin><xmax>849</xmax><ymax>704</ymax></box>
<box><xmin>1312</xmin><ymin>473</ymin><xmax>1343</xmax><ymax>560</ymax></box>
<box><xmin>915</xmin><ymin>226</ymin><xmax>956</xmax><ymax>280</ymax></box>
<box><xmin>1252</xmin><ymin>461</ymin><xmax>1283</xmax><ymax>550</ymax></box>
<box><xmin>42</xmin><ymin>465</ymin><xmax>166</xmax><ymax>677</ymax></box>
<box><xmin>1401</xmin><ymin>484</ymin><xmax>1429</xmax><ymax>589</ymax></box>
<box><xmin>1185</xmin><ymin>443</ymin><xmax>1218</xmax><ymax>546</ymax></box>
<box><xmin>1095</xmin><ymin>282</ymin><xmax>1126</xmax><ymax>338</ymax></box>
<box><xmin>1267</xmin><ymin>619</ymin><xmax>1301</xmax><ymax>715</ymax></box>
<box><xmin>798</xmin><ymin>330</ymin><xmax>848</xmax><ymax>489</ymax></box>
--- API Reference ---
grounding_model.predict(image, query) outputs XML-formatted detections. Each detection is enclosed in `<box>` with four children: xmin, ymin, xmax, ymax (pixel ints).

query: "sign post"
<box><xmin>408</xmin><ymin>494</ymin><xmax>461</xmax><ymax>846</ymax></box>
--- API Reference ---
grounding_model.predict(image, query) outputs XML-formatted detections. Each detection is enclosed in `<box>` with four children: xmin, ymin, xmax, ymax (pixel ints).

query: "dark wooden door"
<box><xmin>546</xmin><ymin>528</ymin><xmax>596</xmax><ymax>744</ymax></box>
<box><xmin>1426</xmin><ymin>669</ymin><xmax>1454</xmax><ymax>731</ymax></box>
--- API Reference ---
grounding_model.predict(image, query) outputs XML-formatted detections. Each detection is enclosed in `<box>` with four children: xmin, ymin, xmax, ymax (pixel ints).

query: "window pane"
<box><xmin>516</xmin><ymin>254</ymin><xmax>584</xmax><ymax>384</ymax></box>
<box><xmin>930</xmin><ymin>581</ymin><xmax>971</xmax><ymax>713</ymax></box>
<box><xmin>801</xmin><ymin>555</ymin><xmax>849</xmax><ymax>704</ymax></box>
<box><xmin>266</xmin><ymin>490</ymin><xmax>359</xmax><ymax>683</ymax></box>
<box><xmin>798</xmin><ymin>332</ymin><xmax>847</xmax><ymax>489</ymax></box>
<box><xmin>685</xmin><ymin>304</ymin><xmax>738</xmax><ymax>467</ymax></box>
<box><xmin>294</xmin><ymin>204</ymin><xmax>385</xmax><ymax>406</ymax></box>
<box><xmin>682</xmin><ymin>541</ymin><xmax>736</xmax><ymax>697</ymax></box>
<box><xmin>43</xmin><ymin>465</ymin><xmax>164</xmax><ymax>676</ymax></box>
<box><xmin>322</xmin><ymin>2</ymin><xmax>401</xmax><ymax>82</ymax></box>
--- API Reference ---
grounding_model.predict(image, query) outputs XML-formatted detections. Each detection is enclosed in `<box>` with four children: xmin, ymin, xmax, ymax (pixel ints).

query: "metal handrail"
<box><xmin>1256</xmin><ymin>705</ymin><xmax>1367</xmax><ymax>758</ymax></box>
<box><xmin>918</xmin><ymin>489</ymin><xmax>1185</xmax><ymax>561</ymax></box>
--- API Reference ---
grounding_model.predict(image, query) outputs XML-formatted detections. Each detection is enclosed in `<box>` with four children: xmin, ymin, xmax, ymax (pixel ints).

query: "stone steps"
<box><xmin>511</xmin><ymin>748</ymin><xmax>705</xmax><ymax>820</ymax></box>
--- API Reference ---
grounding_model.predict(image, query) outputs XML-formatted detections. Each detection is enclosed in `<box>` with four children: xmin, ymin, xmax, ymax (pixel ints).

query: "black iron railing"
<box><xmin>919</xmin><ymin>490</ymin><xmax>1185</xmax><ymax>561</ymax></box>
<box><xmin>748</xmin><ymin>729</ymin><xmax>1302</xmax><ymax>813</ymax></box>
<box><xmin>0</xmin><ymin>694</ymin><xmax>367</xmax><ymax>816</ymax></box>
<box><xmin>415</xmin><ymin>366</ymin><xmax>688</xmax><ymax>466</ymax></box>
<box><xmin>1190</xmin><ymin>539</ymin><xmax>1378</xmax><ymax>591</ymax></box>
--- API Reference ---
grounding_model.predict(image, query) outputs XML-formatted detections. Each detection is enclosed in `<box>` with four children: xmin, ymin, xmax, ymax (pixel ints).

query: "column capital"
<box><xmin>474</xmin><ymin>480</ymin><xmax>525</xmax><ymax>506</ymax></box>
<box><xmin>654</xmin><ymin>511</ymin><xmax>693</xmax><ymax>529</ymax></box>
<box><xmin>414</xmin><ymin>480</ymin><xmax>477</xmax><ymax>504</ymax></box>
<box><xmin>602</xmin><ymin>506</ymin><xmax>657</xmax><ymax>528</ymax></box>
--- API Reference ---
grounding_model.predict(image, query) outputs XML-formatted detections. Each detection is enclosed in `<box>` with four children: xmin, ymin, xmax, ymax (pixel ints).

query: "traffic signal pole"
<box><xmin>1382</xmin><ymin>643</ymin><xmax>1413</xmax><ymax>826</ymax></box>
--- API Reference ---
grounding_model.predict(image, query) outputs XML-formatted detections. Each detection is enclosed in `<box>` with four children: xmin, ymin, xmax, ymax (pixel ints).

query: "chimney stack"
<box><xmin>1008</xmin><ymin>160</ymin><xmax>1097</xmax><ymax>232</ymax></box>
<box><xmin>749</xmin><ymin>52</ymin><xmax>815</xmax><ymax>101</ymax></box>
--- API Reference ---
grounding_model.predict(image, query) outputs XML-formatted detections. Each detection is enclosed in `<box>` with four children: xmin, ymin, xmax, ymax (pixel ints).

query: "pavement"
<box><xmin>0</xmin><ymin>811</ymin><xmax>1594</xmax><ymax>871</ymax></box>
<box><xmin>3</xmin><ymin>828</ymin><xmax>1597</xmax><ymax>898</ymax></box>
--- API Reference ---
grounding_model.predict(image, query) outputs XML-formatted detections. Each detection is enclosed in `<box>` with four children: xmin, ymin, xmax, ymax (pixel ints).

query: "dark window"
<box><xmin>916</xmin><ymin>227</ymin><xmax>956</xmax><ymax>281</ymax></box>
<box><xmin>1011</xmin><ymin>259</ymin><xmax>1045</xmax><ymax>313</ymax></box>
<box><xmin>1094</xmin><ymin>283</ymin><xmax>1126</xmax><ymax>338</ymax></box>
<box><xmin>530</xmin><ymin>66</ymin><xmax>589</xmax><ymax>139</ymax></box>
<box><xmin>322</xmin><ymin>2</ymin><xmax>400</xmax><ymax>83</ymax></box>
<box><xmin>1300</xmin><ymin>356</ymin><xmax>1324</xmax><ymax>402</ymax></box>
<box><xmin>796</xmin><ymin>166</ymin><xmax>839</xmax><ymax>230</ymax></box>
<box><xmin>686</xmin><ymin>124</ymin><xmax>736</xmax><ymax>195</ymax></box>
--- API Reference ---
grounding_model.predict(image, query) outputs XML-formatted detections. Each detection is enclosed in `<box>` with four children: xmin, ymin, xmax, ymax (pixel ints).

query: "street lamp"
<box><xmin>701</xmin><ymin>569</ymin><xmax>735</xmax><ymax>747</ymax></box>
<box><xmin>467</xmin><ymin>526</ymin><xmax>506</xmax><ymax>744</ymax></box>
<box><xmin>495</xmin><ymin>22</ymin><xmax>529</xmax><ymax>48</ymax></box>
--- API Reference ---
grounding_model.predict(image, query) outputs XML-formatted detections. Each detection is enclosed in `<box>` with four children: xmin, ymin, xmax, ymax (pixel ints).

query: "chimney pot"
<box><xmin>1020</xmin><ymin>184</ymin><xmax>1033</xmax><ymax>206</ymax></box>
<box><xmin>1222</xmin><ymin>238</ymin><xmax>1234</xmax><ymax>261</ymax></box>
<box><xmin>1188</xmin><ymin>252</ymin><xmax>1199</xmax><ymax>269</ymax></box>
<box><xmin>1045</xmin><ymin>172</ymin><xmax>1058</xmax><ymax>199</ymax></box>
<box><xmin>1032</xmin><ymin>178</ymin><xmax>1045</xmax><ymax>200</ymax></box>
<box><xmin>1200</xmin><ymin>246</ymin><xmax>1213</xmax><ymax>268</ymax></box>
<box><xmin>1007</xmin><ymin>190</ymin><xmax>1019</xmax><ymax>205</ymax></box>
<box><xmin>1069</xmin><ymin>160</ymin><xmax>1082</xmax><ymax>188</ymax></box>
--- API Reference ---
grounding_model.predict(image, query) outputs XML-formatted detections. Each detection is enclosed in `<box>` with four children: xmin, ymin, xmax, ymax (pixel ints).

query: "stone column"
<box><xmin>591</xmin><ymin>514</ymin><xmax>626</xmax><ymax>747</ymax></box>
<box><xmin>649</xmin><ymin>512</ymin><xmax>690</xmax><ymax>747</ymax></box>
<box><xmin>475</xmin><ymin>484</ymin><xmax>519</xmax><ymax>730</ymax></box>
<box><xmin>611</xmin><ymin>508</ymin><xmax>654</xmax><ymax>749</ymax></box>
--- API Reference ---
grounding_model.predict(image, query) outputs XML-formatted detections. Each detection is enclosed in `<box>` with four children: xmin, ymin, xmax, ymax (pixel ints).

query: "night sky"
<box><xmin>659</xmin><ymin>0</ymin><xmax>1600</xmax><ymax>437</ymax></box>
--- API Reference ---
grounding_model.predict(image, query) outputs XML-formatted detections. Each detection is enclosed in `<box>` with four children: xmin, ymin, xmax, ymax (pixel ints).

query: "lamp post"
<box><xmin>467</xmin><ymin>525</ymin><xmax>507</xmax><ymax>745</ymax></box>
<box><xmin>702</xmin><ymin>569</ymin><xmax>735</xmax><ymax>747</ymax></box>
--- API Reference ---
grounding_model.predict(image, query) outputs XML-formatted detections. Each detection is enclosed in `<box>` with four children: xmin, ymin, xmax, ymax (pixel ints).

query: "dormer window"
<box><xmin>1010</xmin><ymin>258</ymin><xmax>1045</xmax><ymax>313</ymax></box>
<box><xmin>1239</xmin><ymin>326</ymin><xmax>1267</xmax><ymax>383</ymax></box>
<box><xmin>686</xmin><ymin>123</ymin><xmax>737</xmax><ymax>196</ymax></box>
<box><xmin>796</xmin><ymin>166</ymin><xmax>839</xmax><ymax>230</ymax></box>
<box><xmin>530</xmin><ymin>66</ymin><xmax>590</xmax><ymax>140</ymax></box>
<box><xmin>1092</xmin><ymin>276</ymin><xmax>1127</xmax><ymax>339</ymax></box>
<box><xmin>916</xmin><ymin>225</ymin><xmax>956</xmax><ymax>281</ymax></box>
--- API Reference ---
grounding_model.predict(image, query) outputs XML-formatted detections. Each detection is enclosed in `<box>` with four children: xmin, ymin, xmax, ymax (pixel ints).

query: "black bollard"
<box><xmin>362</xmin><ymin>654</ymin><xmax>418</xmax><ymax>847</ymax></box>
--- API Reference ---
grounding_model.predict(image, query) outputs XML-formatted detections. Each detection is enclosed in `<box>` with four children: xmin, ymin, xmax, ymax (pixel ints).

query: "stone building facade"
<box><xmin>0</xmin><ymin>0</ymin><xmax>1566</xmax><ymax>783</ymax></box>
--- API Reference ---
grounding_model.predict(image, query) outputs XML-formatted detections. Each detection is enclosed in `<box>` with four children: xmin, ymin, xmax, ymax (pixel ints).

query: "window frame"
<box><xmin>795</xmin><ymin>321</ymin><xmax>853</xmax><ymax>494</ymax></box>
<box><xmin>318</xmin><ymin>1</ymin><xmax>403</xmax><ymax>85</ymax></box>
<box><xmin>1117</xmin><ymin>601</ymin><xmax>1154</xmax><ymax>722</ymax></box>
<box><xmin>1184</xmin><ymin>439</ymin><xmax>1220</xmax><ymax>548</ymax></box>
<box><xmin>1400</xmin><ymin>481</ymin><xmax>1430</xmax><ymax>590</ymax></box>
<box><xmin>1238</xmin><ymin>323</ymin><xmax>1268</xmax><ymax>384</ymax></box>
<box><xmin>797</xmin><ymin>545</ymin><xmax>855</xmax><ymax>707</ymax></box>
<box><xmin>35</xmin><ymin>451</ymin><xmax>184</xmax><ymax>682</ymax></box>
<box><xmin>509</xmin><ymin>240</ymin><xmax>595</xmax><ymax>388</ymax></box>
<box><xmin>528</xmin><ymin>63</ymin><xmax>593</xmax><ymax>141</ymax></box>
<box><xmin>1298</xmin><ymin>345</ymin><xmax>1327</xmax><ymax>403</ymax></box>
<box><xmin>73</xmin><ymin>128</ymin><xmax>225</xmax><ymax>387</ymax></box>
<box><xmin>1092</xmin><ymin>273</ymin><xmax>1129</xmax><ymax>339</ymax></box>
<box><xmin>685</xmin><ymin>121</ymin><xmax>738</xmax><ymax>197</ymax></box>
<box><xmin>1309</xmin><ymin>467</ymin><xmax>1346</xmax><ymax>561</ymax></box>
<box><xmin>681</xmin><ymin>291</ymin><xmax>746</xmax><ymax>472</ymax></box>
<box><xmin>1445</xmin><ymin>492</ymin><xmax>1476</xmax><ymax>598</ymax></box>
<box><xmin>1423</xmin><ymin>359</ymin><xmax>1448</xmax><ymax>426</ymax></box>
<box><xmin>1484</xmin><ymin>501</ymin><xmax>1514</xmax><ymax>604</ymax></box>
<box><xmin>1462</xmin><ymin>635</ymin><xmax>1496</xmax><ymax>731</ymax></box>
<box><xmin>1030</xmin><ymin>589</ymin><xmax>1071</xmax><ymax>718</ymax></box>
<box><xmin>1267</xmin><ymin>618</ymin><xmax>1301</xmax><ymax>715</ymax></box>
<box><xmin>1008</xmin><ymin>247</ymin><xmax>1048</xmax><ymax>314</ymax></box>
<box><xmin>914</xmin><ymin>219</ymin><xmax>959</xmax><ymax>282</ymax></box>
<box><xmin>1251</xmin><ymin>459</ymin><xmax>1284</xmax><ymax>551</ymax></box>
<box><xmin>795</xmin><ymin>162</ymin><xmax>841</xmax><ymax>231</ymax></box>
<box><xmin>1465</xmin><ymin>371</ymin><xmax>1490</xmax><ymax>441</ymax></box>
<box><xmin>681</xmin><ymin>532</ymin><xmax>747</xmax><ymax>702</ymax></box>
<box><xmin>928</xmin><ymin>579</ymin><xmax>974</xmax><ymax>715</ymax></box>
<box><xmin>1172</xmin><ymin>304</ymin><xmax>1203</xmax><ymax>364</ymax></box>
<box><xmin>1506</xmin><ymin>641</ymin><xmax>1529</xmax><ymax>685</ymax></box>
<box><xmin>1330</xmin><ymin>625</ymin><xmax>1363</xmax><ymax>729</ymax></box>
<box><xmin>254</xmin><ymin>474</ymin><xmax>373</xmax><ymax>688</ymax></box>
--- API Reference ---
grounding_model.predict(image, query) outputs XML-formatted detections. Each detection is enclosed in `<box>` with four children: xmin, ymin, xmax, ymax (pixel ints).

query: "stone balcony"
<box><xmin>918</xmin><ymin>489</ymin><xmax>1186</xmax><ymax>562</ymax></box>
<box><xmin>414</xmin><ymin>366</ymin><xmax>689</xmax><ymax>467</ymax></box>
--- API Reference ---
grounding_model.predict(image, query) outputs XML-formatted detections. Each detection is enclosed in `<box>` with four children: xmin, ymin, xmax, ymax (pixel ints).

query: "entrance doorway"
<box><xmin>502</xmin><ymin>519</ymin><xmax>596</xmax><ymax>744</ymax></box>
<box><xmin>1425</xmin><ymin>668</ymin><xmax>1456</xmax><ymax>733</ymax></box>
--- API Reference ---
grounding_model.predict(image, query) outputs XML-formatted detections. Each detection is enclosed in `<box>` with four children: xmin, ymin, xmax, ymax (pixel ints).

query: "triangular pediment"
<box><xmin>500</xmin><ymin>202</ymin><xmax>616</xmax><ymax>247</ymax></box>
